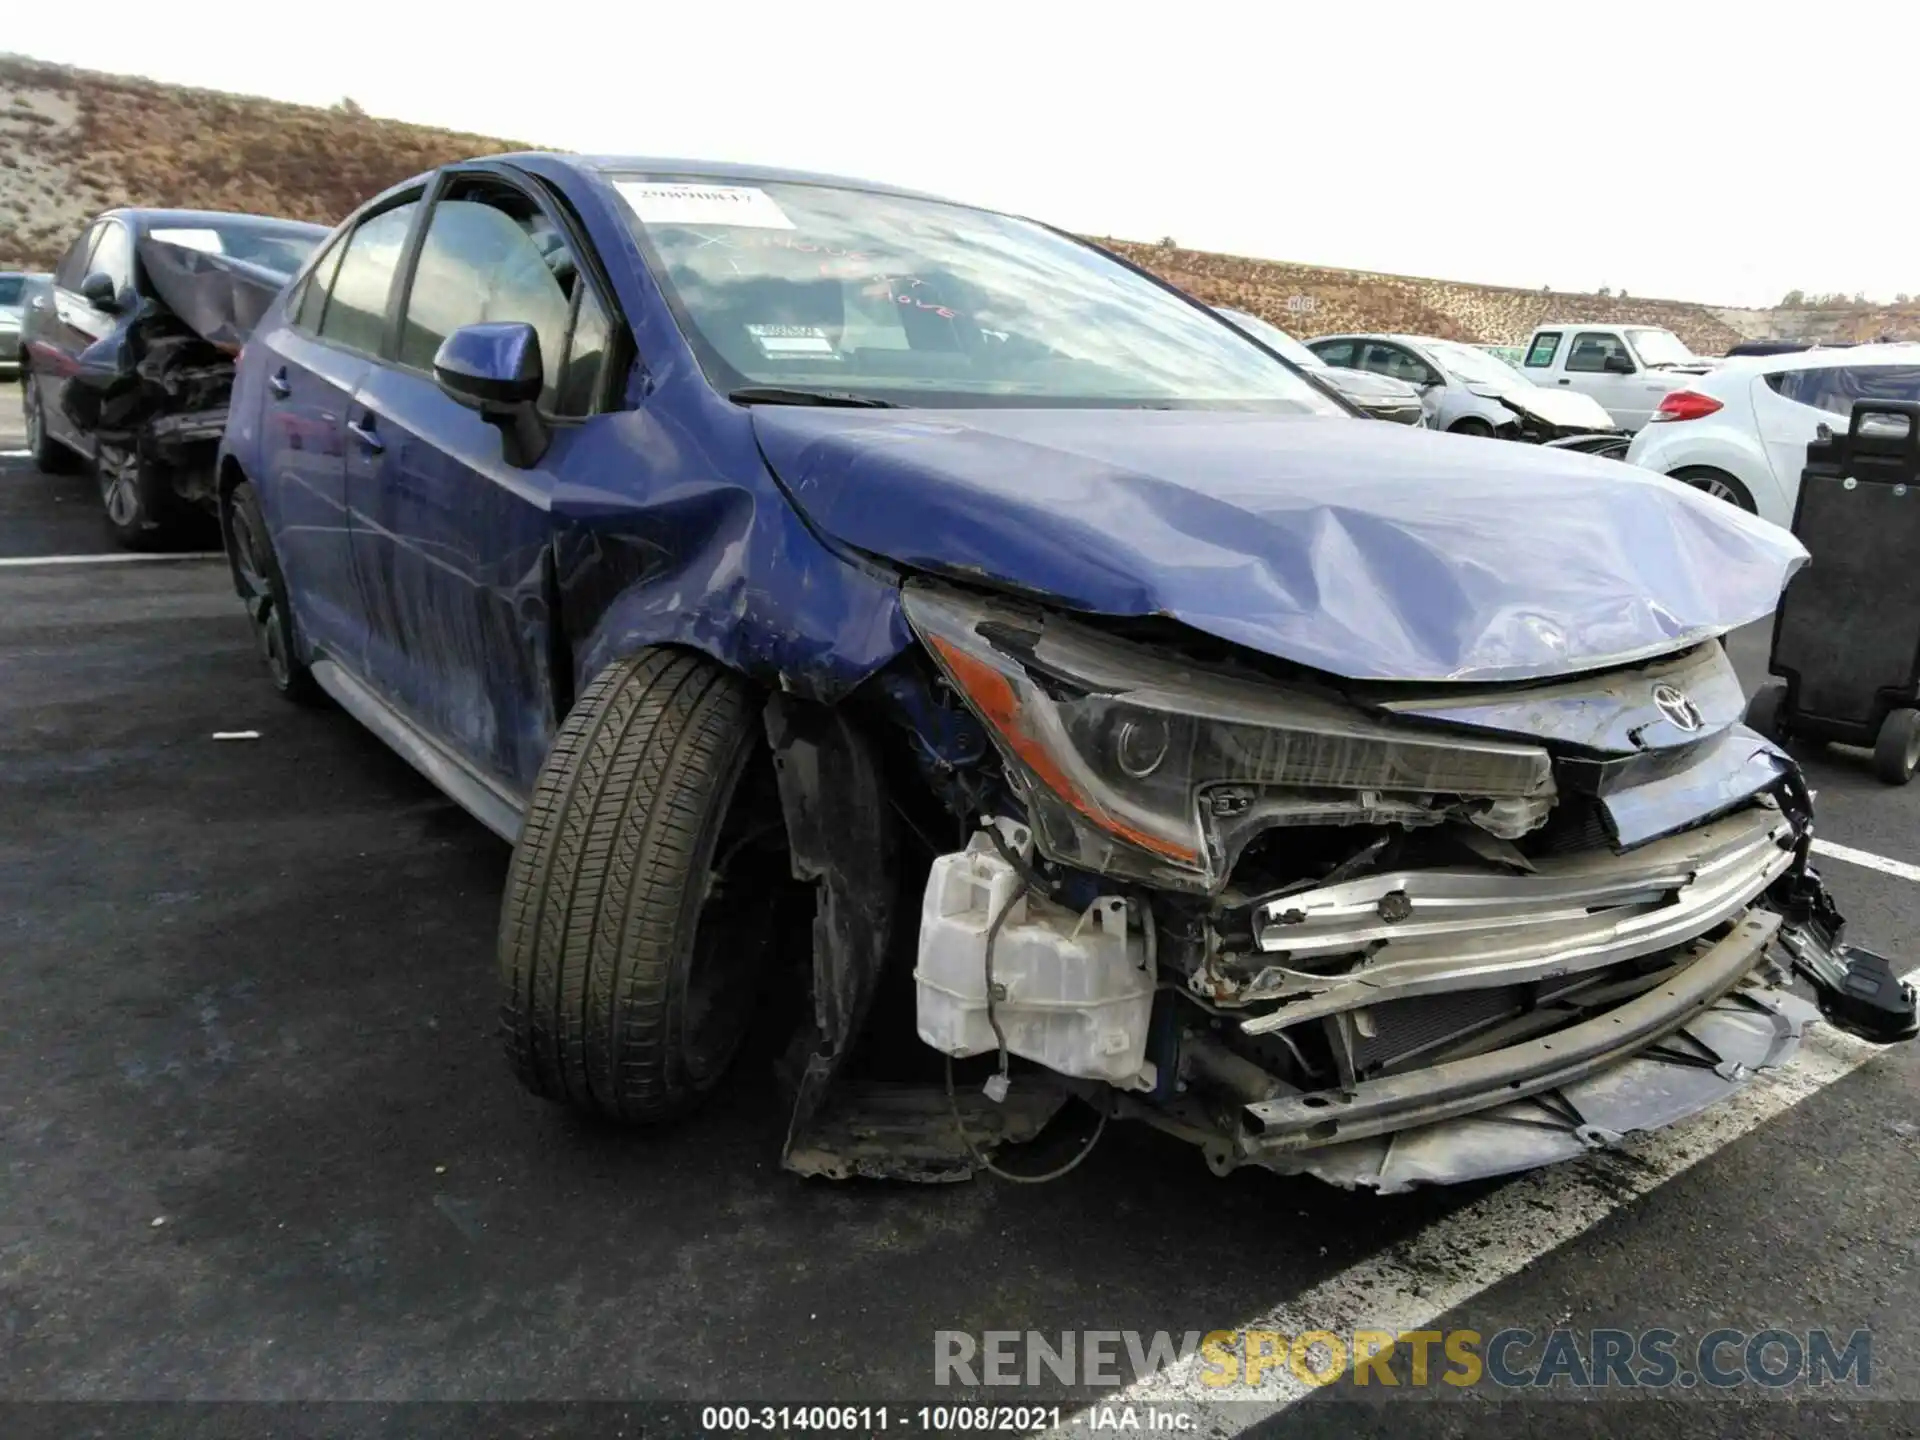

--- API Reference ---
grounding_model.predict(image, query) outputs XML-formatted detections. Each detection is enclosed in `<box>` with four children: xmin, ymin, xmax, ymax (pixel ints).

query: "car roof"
<box><xmin>1534</xmin><ymin>321</ymin><xmax>1671</xmax><ymax>331</ymax></box>
<box><xmin>1715</xmin><ymin>341</ymin><xmax>1920</xmax><ymax>376</ymax></box>
<box><xmin>538</xmin><ymin>153</ymin><xmax>959</xmax><ymax>206</ymax></box>
<box><xmin>98</xmin><ymin>207</ymin><xmax>331</xmax><ymax>236</ymax></box>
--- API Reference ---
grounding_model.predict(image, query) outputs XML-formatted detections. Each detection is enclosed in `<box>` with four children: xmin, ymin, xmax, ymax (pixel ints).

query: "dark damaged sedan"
<box><xmin>22</xmin><ymin>208</ymin><xmax>327</xmax><ymax>546</ymax></box>
<box><xmin>217</xmin><ymin>155</ymin><xmax>1915</xmax><ymax>1193</ymax></box>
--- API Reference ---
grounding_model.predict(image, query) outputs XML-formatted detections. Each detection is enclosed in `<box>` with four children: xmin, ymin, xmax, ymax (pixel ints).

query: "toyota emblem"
<box><xmin>1652</xmin><ymin>683</ymin><xmax>1704</xmax><ymax>732</ymax></box>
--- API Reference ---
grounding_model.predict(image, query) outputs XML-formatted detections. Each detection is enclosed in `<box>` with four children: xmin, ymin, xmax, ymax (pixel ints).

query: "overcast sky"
<box><xmin>13</xmin><ymin>2</ymin><xmax>1915</xmax><ymax>308</ymax></box>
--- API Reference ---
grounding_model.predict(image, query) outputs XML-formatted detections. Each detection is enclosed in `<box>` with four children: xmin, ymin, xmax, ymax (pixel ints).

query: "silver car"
<box><xmin>1309</xmin><ymin>332</ymin><xmax>1619</xmax><ymax>442</ymax></box>
<box><xmin>0</xmin><ymin>270</ymin><xmax>45</xmax><ymax>378</ymax></box>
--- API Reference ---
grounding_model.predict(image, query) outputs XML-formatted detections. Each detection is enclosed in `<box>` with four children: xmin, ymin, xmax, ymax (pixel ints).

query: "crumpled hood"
<box><xmin>1469</xmin><ymin>381</ymin><xmax>1617</xmax><ymax>431</ymax></box>
<box><xmin>751</xmin><ymin>408</ymin><xmax>1807</xmax><ymax>683</ymax></box>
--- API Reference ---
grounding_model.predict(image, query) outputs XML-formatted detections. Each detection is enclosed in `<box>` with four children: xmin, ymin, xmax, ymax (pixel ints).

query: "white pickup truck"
<box><xmin>1518</xmin><ymin>324</ymin><xmax>1716</xmax><ymax>431</ymax></box>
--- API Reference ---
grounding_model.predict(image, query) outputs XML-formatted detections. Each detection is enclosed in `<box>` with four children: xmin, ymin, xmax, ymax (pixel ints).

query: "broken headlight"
<box><xmin>903</xmin><ymin>583</ymin><xmax>1556</xmax><ymax>894</ymax></box>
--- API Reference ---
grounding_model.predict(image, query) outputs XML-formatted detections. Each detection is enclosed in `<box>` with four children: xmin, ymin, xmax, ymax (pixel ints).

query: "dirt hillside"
<box><xmin>6</xmin><ymin>54</ymin><xmax>1915</xmax><ymax>353</ymax></box>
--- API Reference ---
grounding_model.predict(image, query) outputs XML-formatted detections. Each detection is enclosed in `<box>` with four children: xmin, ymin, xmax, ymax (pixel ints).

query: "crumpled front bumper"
<box><xmin>1224</xmin><ymin>910</ymin><xmax>1807</xmax><ymax>1191</ymax></box>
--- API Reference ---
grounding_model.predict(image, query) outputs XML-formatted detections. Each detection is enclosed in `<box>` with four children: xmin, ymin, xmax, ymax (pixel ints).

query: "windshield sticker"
<box><xmin>746</xmin><ymin>324</ymin><xmax>841</xmax><ymax>359</ymax></box>
<box><xmin>617</xmin><ymin>182</ymin><xmax>796</xmax><ymax>230</ymax></box>
<box><xmin>147</xmin><ymin>227</ymin><xmax>226</xmax><ymax>255</ymax></box>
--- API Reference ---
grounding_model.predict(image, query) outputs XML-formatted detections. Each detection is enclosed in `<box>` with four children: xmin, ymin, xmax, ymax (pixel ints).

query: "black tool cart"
<box><xmin>1746</xmin><ymin>398</ymin><xmax>1920</xmax><ymax>783</ymax></box>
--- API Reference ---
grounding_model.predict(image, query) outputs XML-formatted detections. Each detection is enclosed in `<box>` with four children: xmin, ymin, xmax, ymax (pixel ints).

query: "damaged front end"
<box><xmin>873</xmin><ymin>583</ymin><xmax>1915</xmax><ymax>1192</ymax></box>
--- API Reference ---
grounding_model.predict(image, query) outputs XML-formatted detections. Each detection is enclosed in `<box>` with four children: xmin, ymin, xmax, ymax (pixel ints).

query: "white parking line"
<box><xmin>1049</xmin><ymin>967</ymin><xmax>1918</xmax><ymax>1436</ymax></box>
<box><xmin>0</xmin><ymin>552</ymin><xmax>224</xmax><ymax>569</ymax></box>
<box><xmin>1812</xmin><ymin>837</ymin><xmax>1920</xmax><ymax>885</ymax></box>
<box><xmin>1</xmin><ymin>448</ymin><xmax>32</xmax><ymax>459</ymax></box>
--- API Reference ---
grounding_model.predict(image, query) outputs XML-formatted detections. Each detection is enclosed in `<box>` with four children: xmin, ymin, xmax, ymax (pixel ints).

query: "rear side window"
<box><xmin>1767</xmin><ymin>364</ymin><xmax>1920</xmax><ymax>415</ymax></box>
<box><xmin>1565</xmin><ymin>331</ymin><xmax>1632</xmax><ymax>373</ymax></box>
<box><xmin>1524</xmin><ymin>332</ymin><xmax>1561</xmax><ymax>368</ymax></box>
<box><xmin>1311</xmin><ymin>339</ymin><xmax>1355</xmax><ymax>367</ymax></box>
<box><xmin>292</xmin><ymin>234</ymin><xmax>347</xmax><ymax>332</ymax></box>
<box><xmin>318</xmin><ymin>202</ymin><xmax>420</xmax><ymax>355</ymax></box>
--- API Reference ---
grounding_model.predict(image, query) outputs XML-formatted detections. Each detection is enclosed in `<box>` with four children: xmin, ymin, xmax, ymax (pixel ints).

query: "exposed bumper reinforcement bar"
<box><xmin>1238</xmin><ymin>808</ymin><xmax>1796</xmax><ymax>1031</ymax></box>
<box><xmin>1241</xmin><ymin>909</ymin><xmax>1780</xmax><ymax>1153</ymax></box>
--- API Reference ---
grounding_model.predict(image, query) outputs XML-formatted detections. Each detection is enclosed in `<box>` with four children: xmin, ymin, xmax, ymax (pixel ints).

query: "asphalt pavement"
<box><xmin>2</xmin><ymin>380</ymin><xmax>1917</xmax><ymax>1438</ymax></box>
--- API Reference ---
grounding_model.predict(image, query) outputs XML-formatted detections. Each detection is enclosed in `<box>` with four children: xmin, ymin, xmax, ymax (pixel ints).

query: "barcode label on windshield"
<box><xmin>616</xmin><ymin>182</ymin><xmax>796</xmax><ymax>229</ymax></box>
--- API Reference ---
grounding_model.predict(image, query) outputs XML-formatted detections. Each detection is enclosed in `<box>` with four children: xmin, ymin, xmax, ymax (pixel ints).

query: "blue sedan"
<box><xmin>217</xmin><ymin>153</ymin><xmax>1909</xmax><ymax>1191</ymax></box>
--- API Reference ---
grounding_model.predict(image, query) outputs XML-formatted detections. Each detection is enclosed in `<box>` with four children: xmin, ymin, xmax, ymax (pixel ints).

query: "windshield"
<box><xmin>1626</xmin><ymin>327</ymin><xmax>1697</xmax><ymax>368</ymax></box>
<box><xmin>613</xmin><ymin>176</ymin><xmax>1347</xmax><ymax>411</ymax></box>
<box><xmin>1426</xmin><ymin>339</ymin><xmax>1529</xmax><ymax>389</ymax></box>
<box><xmin>146</xmin><ymin>222</ymin><xmax>324</xmax><ymax>278</ymax></box>
<box><xmin>0</xmin><ymin>274</ymin><xmax>23</xmax><ymax>306</ymax></box>
<box><xmin>1213</xmin><ymin>307</ymin><xmax>1327</xmax><ymax>369</ymax></box>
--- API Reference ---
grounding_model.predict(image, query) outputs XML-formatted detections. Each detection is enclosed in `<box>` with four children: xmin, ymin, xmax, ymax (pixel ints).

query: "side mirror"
<box><xmin>433</xmin><ymin>321</ymin><xmax>548</xmax><ymax>467</ymax></box>
<box><xmin>1602</xmin><ymin>352</ymin><xmax>1635</xmax><ymax>374</ymax></box>
<box><xmin>80</xmin><ymin>270</ymin><xmax>120</xmax><ymax>311</ymax></box>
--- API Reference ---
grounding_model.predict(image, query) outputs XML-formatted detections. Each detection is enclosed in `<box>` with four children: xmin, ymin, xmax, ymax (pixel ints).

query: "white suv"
<box><xmin>1624</xmin><ymin>343</ymin><xmax>1920</xmax><ymax>528</ymax></box>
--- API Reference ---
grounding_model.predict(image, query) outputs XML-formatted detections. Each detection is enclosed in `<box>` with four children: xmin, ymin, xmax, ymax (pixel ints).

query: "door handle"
<box><xmin>347</xmin><ymin>416</ymin><xmax>385</xmax><ymax>454</ymax></box>
<box><xmin>268</xmin><ymin>368</ymin><xmax>292</xmax><ymax>399</ymax></box>
<box><xmin>1558</xmin><ymin>378</ymin><xmax>1571</xmax><ymax>385</ymax></box>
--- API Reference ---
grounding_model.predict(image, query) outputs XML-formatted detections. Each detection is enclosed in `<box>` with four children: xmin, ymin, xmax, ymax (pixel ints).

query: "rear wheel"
<box><xmin>1873</xmin><ymin>709</ymin><xmax>1920</xmax><ymax>786</ymax></box>
<box><xmin>1671</xmin><ymin>466</ymin><xmax>1756</xmax><ymax>513</ymax></box>
<box><xmin>226</xmin><ymin>479</ymin><xmax>322</xmax><ymax>705</ymax></box>
<box><xmin>23</xmin><ymin>372</ymin><xmax>78</xmax><ymax>474</ymax></box>
<box><xmin>498</xmin><ymin>649</ymin><xmax>785</xmax><ymax>1123</ymax></box>
<box><xmin>96</xmin><ymin>446</ymin><xmax>196</xmax><ymax>550</ymax></box>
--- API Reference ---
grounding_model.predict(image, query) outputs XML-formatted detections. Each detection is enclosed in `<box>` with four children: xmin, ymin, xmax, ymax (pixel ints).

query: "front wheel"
<box><xmin>1450</xmin><ymin>417</ymin><xmax>1496</xmax><ymax>438</ymax></box>
<box><xmin>498</xmin><ymin>649</ymin><xmax>786</xmax><ymax>1123</ymax></box>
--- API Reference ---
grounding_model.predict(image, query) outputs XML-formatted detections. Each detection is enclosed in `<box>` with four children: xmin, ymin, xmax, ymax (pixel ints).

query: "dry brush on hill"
<box><xmin>6</xmin><ymin>55</ymin><xmax>1915</xmax><ymax>352</ymax></box>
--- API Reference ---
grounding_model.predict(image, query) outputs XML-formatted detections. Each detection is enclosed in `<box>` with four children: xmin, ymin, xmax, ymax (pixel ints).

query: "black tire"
<box><xmin>1450</xmin><ymin>417</ymin><xmax>1496</xmax><ymax>438</ymax></box>
<box><xmin>499</xmin><ymin>649</ymin><xmax>783</xmax><ymax>1123</ymax></box>
<box><xmin>23</xmin><ymin>372</ymin><xmax>79</xmax><ymax>474</ymax></box>
<box><xmin>1745</xmin><ymin>681</ymin><xmax>1787</xmax><ymax>740</ymax></box>
<box><xmin>96</xmin><ymin>446</ymin><xmax>200</xmax><ymax>551</ymax></box>
<box><xmin>226</xmin><ymin>480</ymin><xmax>323</xmax><ymax>706</ymax></box>
<box><xmin>1873</xmin><ymin>709</ymin><xmax>1920</xmax><ymax>786</ymax></box>
<box><xmin>1671</xmin><ymin>466</ymin><xmax>1757</xmax><ymax>514</ymax></box>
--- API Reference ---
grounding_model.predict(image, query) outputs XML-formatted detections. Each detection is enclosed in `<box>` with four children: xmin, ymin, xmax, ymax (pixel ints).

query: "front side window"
<box><xmin>87</xmin><ymin>221</ymin><xmax>134</xmax><ymax>292</ymax></box>
<box><xmin>397</xmin><ymin>190</ymin><xmax>583</xmax><ymax>412</ymax></box>
<box><xmin>1524</xmin><ymin>331</ymin><xmax>1561</xmax><ymax>368</ymax></box>
<box><xmin>1565</xmin><ymin>331</ymin><xmax>1633</xmax><ymax>373</ymax></box>
<box><xmin>54</xmin><ymin>224</ymin><xmax>100</xmax><ymax>289</ymax></box>
<box><xmin>317</xmin><ymin>201</ymin><xmax>420</xmax><ymax>356</ymax></box>
<box><xmin>1358</xmin><ymin>342</ymin><xmax>1434</xmax><ymax>385</ymax></box>
<box><xmin>613</xmin><ymin>175</ymin><xmax>1345</xmax><ymax>412</ymax></box>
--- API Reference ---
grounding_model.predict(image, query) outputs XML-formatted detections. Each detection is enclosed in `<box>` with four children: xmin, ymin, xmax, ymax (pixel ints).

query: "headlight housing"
<box><xmin>904</xmin><ymin>583</ymin><xmax>1555</xmax><ymax>893</ymax></box>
